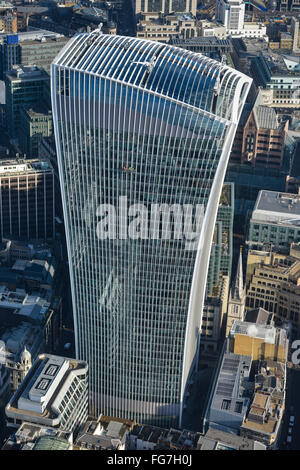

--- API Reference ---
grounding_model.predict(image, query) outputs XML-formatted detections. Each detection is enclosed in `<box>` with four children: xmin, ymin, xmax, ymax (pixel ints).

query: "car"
<box><xmin>287</xmin><ymin>435</ymin><xmax>292</xmax><ymax>444</ymax></box>
<box><xmin>289</xmin><ymin>416</ymin><xmax>295</xmax><ymax>426</ymax></box>
<box><xmin>288</xmin><ymin>427</ymin><xmax>293</xmax><ymax>435</ymax></box>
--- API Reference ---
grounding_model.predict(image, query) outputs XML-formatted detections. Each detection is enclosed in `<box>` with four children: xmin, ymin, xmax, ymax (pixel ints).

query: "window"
<box><xmin>221</xmin><ymin>399</ymin><xmax>231</xmax><ymax>410</ymax></box>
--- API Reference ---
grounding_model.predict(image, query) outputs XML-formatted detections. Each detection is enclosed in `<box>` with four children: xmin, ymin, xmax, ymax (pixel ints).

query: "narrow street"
<box><xmin>278</xmin><ymin>367</ymin><xmax>300</xmax><ymax>450</ymax></box>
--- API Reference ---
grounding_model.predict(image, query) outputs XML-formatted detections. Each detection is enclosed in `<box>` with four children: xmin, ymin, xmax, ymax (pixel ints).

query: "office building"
<box><xmin>6</xmin><ymin>354</ymin><xmax>88</xmax><ymax>433</ymax></box>
<box><xmin>2</xmin><ymin>422</ymin><xmax>73</xmax><ymax>450</ymax></box>
<box><xmin>5</xmin><ymin>65</ymin><xmax>50</xmax><ymax>138</ymax></box>
<box><xmin>133</xmin><ymin>0</ymin><xmax>197</xmax><ymax>16</ymax></box>
<box><xmin>230</xmin><ymin>92</ymin><xmax>288</xmax><ymax>169</ymax></box>
<box><xmin>245</xmin><ymin>244</ymin><xmax>300</xmax><ymax>337</ymax></box>
<box><xmin>251</xmin><ymin>53</ymin><xmax>300</xmax><ymax>108</ymax></box>
<box><xmin>229</xmin><ymin>320</ymin><xmax>288</xmax><ymax>363</ymax></box>
<box><xmin>215</xmin><ymin>0</ymin><xmax>266</xmax><ymax>38</ymax></box>
<box><xmin>197</xmin><ymin>427</ymin><xmax>266</xmax><ymax>450</ymax></box>
<box><xmin>75</xmin><ymin>415</ymin><xmax>134</xmax><ymax>450</ymax></box>
<box><xmin>225</xmin><ymin>163</ymin><xmax>287</xmax><ymax>228</ymax></box>
<box><xmin>51</xmin><ymin>32</ymin><xmax>251</xmax><ymax>426</ymax></box>
<box><xmin>201</xmin><ymin>275</ymin><xmax>230</xmax><ymax>354</ymax></box>
<box><xmin>247</xmin><ymin>190</ymin><xmax>300</xmax><ymax>251</ymax></box>
<box><xmin>206</xmin><ymin>351</ymin><xmax>252</xmax><ymax>433</ymax></box>
<box><xmin>136</xmin><ymin>12</ymin><xmax>199</xmax><ymax>43</ymax></box>
<box><xmin>216</xmin><ymin>0</ymin><xmax>245</xmax><ymax>32</ymax></box>
<box><xmin>205</xmin><ymin>319</ymin><xmax>287</xmax><ymax>446</ymax></box>
<box><xmin>0</xmin><ymin>30</ymin><xmax>69</xmax><ymax>80</ymax></box>
<box><xmin>206</xmin><ymin>183</ymin><xmax>234</xmax><ymax>297</ymax></box>
<box><xmin>0</xmin><ymin>158</ymin><xmax>55</xmax><ymax>240</ymax></box>
<box><xmin>19</xmin><ymin>106</ymin><xmax>53</xmax><ymax>158</ymax></box>
<box><xmin>291</xmin><ymin>17</ymin><xmax>300</xmax><ymax>51</ymax></box>
<box><xmin>128</xmin><ymin>424</ymin><xmax>199</xmax><ymax>450</ymax></box>
<box><xmin>169</xmin><ymin>36</ymin><xmax>232</xmax><ymax>59</ymax></box>
<box><xmin>0</xmin><ymin>8</ymin><xmax>17</xmax><ymax>34</ymax></box>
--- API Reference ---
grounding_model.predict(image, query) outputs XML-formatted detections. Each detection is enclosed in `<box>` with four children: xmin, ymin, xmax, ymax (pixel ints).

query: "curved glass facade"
<box><xmin>51</xmin><ymin>32</ymin><xmax>251</xmax><ymax>426</ymax></box>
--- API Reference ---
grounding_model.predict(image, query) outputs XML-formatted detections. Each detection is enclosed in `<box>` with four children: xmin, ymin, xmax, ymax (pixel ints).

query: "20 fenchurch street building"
<box><xmin>51</xmin><ymin>31</ymin><xmax>251</xmax><ymax>427</ymax></box>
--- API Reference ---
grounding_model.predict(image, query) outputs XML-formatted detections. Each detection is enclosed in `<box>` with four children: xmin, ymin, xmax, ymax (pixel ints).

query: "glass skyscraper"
<box><xmin>51</xmin><ymin>32</ymin><xmax>251</xmax><ymax>426</ymax></box>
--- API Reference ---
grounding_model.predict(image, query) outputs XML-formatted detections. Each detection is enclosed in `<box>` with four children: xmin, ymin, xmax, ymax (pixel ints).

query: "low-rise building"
<box><xmin>245</xmin><ymin>244</ymin><xmax>300</xmax><ymax>337</ymax></box>
<box><xmin>128</xmin><ymin>424</ymin><xmax>199</xmax><ymax>450</ymax></box>
<box><xmin>6</xmin><ymin>354</ymin><xmax>88</xmax><ymax>434</ymax></box>
<box><xmin>75</xmin><ymin>415</ymin><xmax>134</xmax><ymax>450</ymax></box>
<box><xmin>19</xmin><ymin>106</ymin><xmax>53</xmax><ymax>158</ymax></box>
<box><xmin>206</xmin><ymin>351</ymin><xmax>252</xmax><ymax>434</ymax></box>
<box><xmin>247</xmin><ymin>190</ymin><xmax>300</xmax><ymax>251</ymax></box>
<box><xmin>2</xmin><ymin>422</ymin><xmax>73</xmax><ymax>450</ymax></box>
<box><xmin>168</xmin><ymin>36</ymin><xmax>232</xmax><ymax>59</ymax></box>
<box><xmin>136</xmin><ymin>12</ymin><xmax>199</xmax><ymax>42</ymax></box>
<box><xmin>197</xmin><ymin>427</ymin><xmax>266</xmax><ymax>450</ymax></box>
<box><xmin>240</xmin><ymin>360</ymin><xmax>286</xmax><ymax>446</ymax></box>
<box><xmin>229</xmin><ymin>320</ymin><xmax>288</xmax><ymax>363</ymax></box>
<box><xmin>251</xmin><ymin>52</ymin><xmax>300</xmax><ymax>108</ymax></box>
<box><xmin>205</xmin><ymin>317</ymin><xmax>288</xmax><ymax>448</ymax></box>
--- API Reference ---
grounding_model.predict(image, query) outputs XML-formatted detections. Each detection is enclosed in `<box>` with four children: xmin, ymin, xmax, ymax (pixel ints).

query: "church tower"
<box><xmin>226</xmin><ymin>247</ymin><xmax>246</xmax><ymax>335</ymax></box>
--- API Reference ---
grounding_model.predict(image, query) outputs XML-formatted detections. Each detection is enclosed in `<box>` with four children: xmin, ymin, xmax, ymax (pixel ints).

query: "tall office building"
<box><xmin>5</xmin><ymin>65</ymin><xmax>50</xmax><ymax>139</ymax></box>
<box><xmin>51</xmin><ymin>32</ymin><xmax>251</xmax><ymax>426</ymax></box>
<box><xmin>0</xmin><ymin>158</ymin><xmax>55</xmax><ymax>240</ymax></box>
<box><xmin>215</xmin><ymin>0</ymin><xmax>245</xmax><ymax>32</ymax></box>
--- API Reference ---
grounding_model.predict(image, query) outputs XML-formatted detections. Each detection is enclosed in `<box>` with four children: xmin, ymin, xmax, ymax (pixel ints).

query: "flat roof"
<box><xmin>230</xmin><ymin>321</ymin><xmax>276</xmax><ymax>344</ymax></box>
<box><xmin>210</xmin><ymin>352</ymin><xmax>251</xmax><ymax>419</ymax></box>
<box><xmin>6</xmin><ymin>354</ymin><xmax>87</xmax><ymax>420</ymax></box>
<box><xmin>252</xmin><ymin>190</ymin><xmax>300</xmax><ymax>225</ymax></box>
<box><xmin>0</xmin><ymin>158</ymin><xmax>53</xmax><ymax>175</ymax></box>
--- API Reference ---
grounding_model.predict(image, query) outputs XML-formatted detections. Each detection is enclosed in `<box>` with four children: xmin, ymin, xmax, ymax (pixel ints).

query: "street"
<box><xmin>278</xmin><ymin>367</ymin><xmax>300</xmax><ymax>450</ymax></box>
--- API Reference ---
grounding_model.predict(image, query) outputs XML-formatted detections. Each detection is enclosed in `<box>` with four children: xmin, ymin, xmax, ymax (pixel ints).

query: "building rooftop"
<box><xmin>230</xmin><ymin>321</ymin><xmax>276</xmax><ymax>344</ymax></box>
<box><xmin>209</xmin><ymin>352</ymin><xmax>252</xmax><ymax>428</ymax></box>
<box><xmin>6</xmin><ymin>65</ymin><xmax>49</xmax><ymax>82</ymax></box>
<box><xmin>198</xmin><ymin>427</ymin><xmax>266</xmax><ymax>450</ymax></box>
<box><xmin>53</xmin><ymin>32</ymin><xmax>250</xmax><ymax>123</ymax></box>
<box><xmin>75</xmin><ymin>414</ymin><xmax>133</xmax><ymax>450</ymax></box>
<box><xmin>2</xmin><ymin>421</ymin><xmax>72</xmax><ymax>450</ymax></box>
<box><xmin>252</xmin><ymin>190</ymin><xmax>300</xmax><ymax>225</ymax></box>
<box><xmin>0</xmin><ymin>158</ymin><xmax>53</xmax><ymax>176</ymax></box>
<box><xmin>0</xmin><ymin>29</ymin><xmax>64</xmax><ymax>43</ymax></box>
<box><xmin>253</xmin><ymin>105</ymin><xmax>278</xmax><ymax>130</ymax></box>
<box><xmin>33</xmin><ymin>435</ymin><xmax>71</xmax><ymax>450</ymax></box>
<box><xmin>170</xmin><ymin>36</ymin><xmax>231</xmax><ymax>47</ymax></box>
<box><xmin>6</xmin><ymin>354</ymin><xmax>88</xmax><ymax>424</ymax></box>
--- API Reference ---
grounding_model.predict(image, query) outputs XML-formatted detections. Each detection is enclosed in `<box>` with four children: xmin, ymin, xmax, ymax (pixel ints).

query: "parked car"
<box><xmin>287</xmin><ymin>435</ymin><xmax>292</xmax><ymax>444</ymax></box>
<box><xmin>289</xmin><ymin>416</ymin><xmax>295</xmax><ymax>426</ymax></box>
<box><xmin>288</xmin><ymin>427</ymin><xmax>293</xmax><ymax>435</ymax></box>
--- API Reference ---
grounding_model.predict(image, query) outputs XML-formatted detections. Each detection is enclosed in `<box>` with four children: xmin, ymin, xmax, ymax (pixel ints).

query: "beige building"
<box><xmin>136</xmin><ymin>12</ymin><xmax>198</xmax><ymax>42</ymax></box>
<box><xmin>199</xmin><ymin>20</ymin><xmax>227</xmax><ymax>39</ymax></box>
<box><xmin>229</xmin><ymin>321</ymin><xmax>288</xmax><ymax>363</ymax></box>
<box><xmin>240</xmin><ymin>360</ymin><xmax>286</xmax><ymax>446</ymax></box>
<box><xmin>291</xmin><ymin>17</ymin><xmax>300</xmax><ymax>52</ymax></box>
<box><xmin>134</xmin><ymin>0</ymin><xmax>197</xmax><ymax>16</ymax></box>
<box><xmin>245</xmin><ymin>244</ymin><xmax>300</xmax><ymax>337</ymax></box>
<box><xmin>0</xmin><ymin>9</ymin><xmax>17</xmax><ymax>33</ymax></box>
